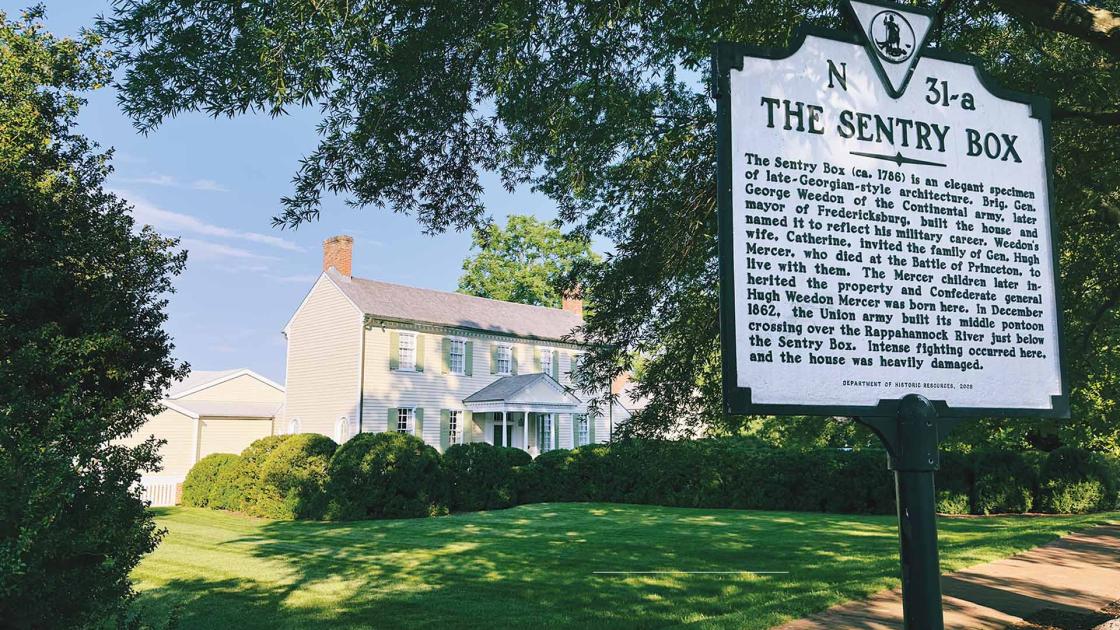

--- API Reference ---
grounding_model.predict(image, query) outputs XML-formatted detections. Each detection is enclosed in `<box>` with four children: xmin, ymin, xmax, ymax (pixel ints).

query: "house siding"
<box><xmin>284</xmin><ymin>276</ymin><xmax>363</xmax><ymax>438</ymax></box>
<box><xmin>359</xmin><ymin>326</ymin><xmax>608</xmax><ymax>451</ymax></box>
<box><xmin>176</xmin><ymin>374</ymin><xmax>282</xmax><ymax>403</ymax></box>
<box><xmin>198</xmin><ymin>417</ymin><xmax>274</xmax><ymax>459</ymax></box>
<box><xmin>118</xmin><ymin>406</ymin><xmax>197</xmax><ymax>478</ymax></box>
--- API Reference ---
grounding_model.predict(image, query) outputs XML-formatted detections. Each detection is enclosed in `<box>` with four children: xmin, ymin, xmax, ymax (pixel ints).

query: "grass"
<box><xmin>133</xmin><ymin>504</ymin><xmax>1117</xmax><ymax>629</ymax></box>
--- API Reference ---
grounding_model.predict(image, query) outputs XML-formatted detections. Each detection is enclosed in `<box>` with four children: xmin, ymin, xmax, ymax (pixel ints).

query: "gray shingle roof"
<box><xmin>166</xmin><ymin>369</ymin><xmax>240</xmax><ymax>397</ymax></box>
<box><xmin>172</xmin><ymin>400</ymin><xmax>283</xmax><ymax>418</ymax></box>
<box><xmin>463</xmin><ymin>373</ymin><xmax>582</xmax><ymax>405</ymax></box>
<box><xmin>327</xmin><ymin>268</ymin><xmax>584</xmax><ymax>342</ymax></box>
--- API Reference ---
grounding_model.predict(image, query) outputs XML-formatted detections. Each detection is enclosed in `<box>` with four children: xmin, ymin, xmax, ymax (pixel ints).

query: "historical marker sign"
<box><xmin>714</xmin><ymin>2</ymin><xmax>1067</xmax><ymax>418</ymax></box>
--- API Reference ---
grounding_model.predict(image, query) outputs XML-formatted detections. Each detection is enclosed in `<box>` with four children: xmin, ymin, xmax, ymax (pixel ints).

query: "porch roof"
<box><xmin>463</xmin><ymin>373</ymin><xmax>583</xmax><ymax>410</ymax></box>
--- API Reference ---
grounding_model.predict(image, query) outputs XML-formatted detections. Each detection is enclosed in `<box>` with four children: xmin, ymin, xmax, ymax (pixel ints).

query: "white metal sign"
<box><xmin>714</xmin><ymin>4</ymin><xmax>1066</xmax><ymax>415</ymax></box>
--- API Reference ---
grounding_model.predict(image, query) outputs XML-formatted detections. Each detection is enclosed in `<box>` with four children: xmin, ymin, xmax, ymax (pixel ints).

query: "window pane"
<box><xmin>399</xmin><ymin>334</ymin><xmax>415</xmax><ymax>370</ymax></box>
<box><xmin>450</xmin><ymin>339</ymin><xmax>465</xmax><ymax>374</ymax></box>
<box><xmin>497</xmin><ymin>345</ymin><xmax>511</xmax><ymax>374</ymax></box>
<box><xmin>449</xmin><ymin>411</ymin><xmax>460</xmax><ymax>444</ymax></box>
<box><xmin>397</xmin><ymin>408</ymin><xmax>412</xmax><ymax>433</ymax></box>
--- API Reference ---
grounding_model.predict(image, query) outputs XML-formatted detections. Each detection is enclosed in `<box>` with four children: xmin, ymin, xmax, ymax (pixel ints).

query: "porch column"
<box><xmin>501</xmin><ymin>411</ymin><xmax>508</xmax><ymax>447</ymax></box>
<box><xmin>523</xmin><ymin>411</ymin><xmax>529</xmax><ymax>451</ymax></box>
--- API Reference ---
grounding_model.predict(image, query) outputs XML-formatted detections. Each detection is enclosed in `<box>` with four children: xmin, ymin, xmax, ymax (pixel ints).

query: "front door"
<box><xmin>491</xmin><ymin>413</ymin><xmax>513</xmax><ymax>446</ymax></box>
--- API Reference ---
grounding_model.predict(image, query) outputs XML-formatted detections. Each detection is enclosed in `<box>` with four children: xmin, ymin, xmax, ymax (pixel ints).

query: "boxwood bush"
<box><xmin>254</xmin><ymin>433</ymin><xmax>338</xmax><ymax>519</ymax></box>
<box><xmin>206</xmin><ymin>434</ymin><xmax>293</xmax><ymax>512</ymax></box>
<box><xmin>327</xmin><ymin>432</ymin><xmax>447</xmax><ymax>520</ymax></box>
<box><xmin>444</xmin><ymin>443</ymin><xmax>528</xmax><ymax>512</ymax></box>
<box><xmin>972</xmin><ymin>449</ymin><xmax>1037</xmax><ymax>514</ymax></box>
<box><xmin>181</xmin><ymin>453</ymin><xmax>240</xmax><ymax>507</ymax></box>
<box><xmin>1038</xmin><ymin>447</ymin><xmax>1113</xmax><ymax>514</ymax></box>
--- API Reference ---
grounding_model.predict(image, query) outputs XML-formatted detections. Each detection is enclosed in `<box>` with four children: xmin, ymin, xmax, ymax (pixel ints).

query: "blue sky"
<box><xmin>12</xmin><ymin>1</ymin><xmax>563</xmax><ymax>383</ymax></box>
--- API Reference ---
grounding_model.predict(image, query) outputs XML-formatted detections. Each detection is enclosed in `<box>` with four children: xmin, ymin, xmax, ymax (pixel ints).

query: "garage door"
<box><xmin>198</xmin><ymin>417</ymin><xmax>274</xmax><ymax>459</ymax></box>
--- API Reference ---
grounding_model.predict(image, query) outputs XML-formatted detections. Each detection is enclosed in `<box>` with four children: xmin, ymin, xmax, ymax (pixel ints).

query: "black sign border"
<box><xmin>712</xmin><ymin>26</ymin><xmax>1070</xmax><ymax>419</ymax></box>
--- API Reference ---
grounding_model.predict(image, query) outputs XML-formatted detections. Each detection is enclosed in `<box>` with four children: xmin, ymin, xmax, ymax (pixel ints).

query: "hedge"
<box><xmin>444</xmin><ymin>443</ymin><xmax>529</xmax><ymax>512</ymax></box>
<box><xmin>255</xmin><ymin>433</ymin><xmax>338</xmax><ymax>519</ymax></box>
<box><xmin>181</xmin><ymin>453</ymin><xmax>240</xmax><ymax>507</ymax></box>
<box><xmin>514</xmin><ymin>440</ymin><xmax>1120</xmax><ymax>517</ymax></box>
<box><xmin>182</xmin><ymin>433</ymin><xmax>1120</xmax><ymax>520</ymax></box>
<box><xmin>326</xmin><ymin>432</ymin><xmax>448</xmax><ymax>520</ymax></box>
<box><xmin>207</xmin><ymin>434</ymin><xmax>294</xmax><ymax>512</ymax></box>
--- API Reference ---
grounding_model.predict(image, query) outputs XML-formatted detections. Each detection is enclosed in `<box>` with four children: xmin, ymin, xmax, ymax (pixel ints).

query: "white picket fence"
<box><xmin>139</xmin><ymin>475</ymin><xmax>184</xmax><ymax>507</ymax></box>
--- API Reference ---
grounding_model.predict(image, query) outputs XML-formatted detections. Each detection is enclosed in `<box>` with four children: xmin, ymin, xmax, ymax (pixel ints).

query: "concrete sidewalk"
<box><xmin>776</xmin><ymin>524</ymin><xmax>1120</xmax><ymax>630</ymax></box>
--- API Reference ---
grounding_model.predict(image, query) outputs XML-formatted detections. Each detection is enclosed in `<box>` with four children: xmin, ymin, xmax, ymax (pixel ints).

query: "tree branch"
<box><xmin>989</xmin><ymin>0</ymin><xmax>1120</xmax><ymax>59</ymax></box>
<box><xmin>1053</xmin><ymin>108</ymin><xmax>1120</xmax><ymax>124</ymax></box>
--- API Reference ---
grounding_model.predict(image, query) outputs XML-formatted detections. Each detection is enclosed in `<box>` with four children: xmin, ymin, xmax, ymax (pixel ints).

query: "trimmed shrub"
<box><xmin>327</xmin><ymin>432</ymin><xmax>447</xmax><ymax>519</ymax></box>
<box><xmin>1039</xmin><ymin>447</ymin><xmax>1112</xmax><ymax>514</ymax></box>
<box><xmin>207</xmin><ymin>434</ymin><xmax>294</xmax><ymax>513</ymax></box>
<box><xmin>444</xmin><ymin>443</ymin><xmax>526</xmax><ymax>511</ymax></box>
<box><xmin>934</xmin><ymin>451</ymin><xmax>972</xmax><ymax>514</ymax></box>
<box><xmin>254</xmin><ymin>433</ymin><xmax>338</xmax><ymax>519</ymax></box>
<box><xmin>972</xmin><ymin>450</ymin><xmax>1036</xmax><ymax>514</ymax></box>
<box><xmin>182</xmin><ymin>453</ymin><xmax>240</xmax><ymax>507</ymax></box>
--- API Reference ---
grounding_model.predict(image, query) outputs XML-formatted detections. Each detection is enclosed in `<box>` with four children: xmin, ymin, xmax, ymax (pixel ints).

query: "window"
<box><xmin>398</xmin><ymin>333</ymin><xmax>416</xmax><ymax>370</ymax></box>
<box><xmin>448</xmin><ymin>410</ymin><xmax>461</xmax><ymax>445</ymax></box>
<box><xmin>397</xmin><ymin>408</ymin><xmax>414</xmax><ymax>434</ymax></box>
<box><xmin>288</xmin><ymin>417</ymin><xmax>301</xmax><ymax>434</ymax></box>
<box><xmin>450</xmin><ymin>339</ymin><xmax>466</xmax><ymax>374</ymax></box>
<box><xmin>541</xmin><ymin>347</ymin><xmax>555</xmax><ymax>378</ymax></box>
<box><xmin>539</xmin><ymin>413</ymin><xmax>553</xmax><ymax>453</ymax></box>
<box><xmin>577</xmin><ymin>414</ymin><xmax>589</xmax><ymax>446</ymax></box>
<box><xmin>336</xmin><ymin>416</ymin><xmax>352</xmax><ymax>443</ymax></box>
<box><xmin>496</xmin><ymin>344</ymin><xmax>512</xmax><ymax>375</ymax></box>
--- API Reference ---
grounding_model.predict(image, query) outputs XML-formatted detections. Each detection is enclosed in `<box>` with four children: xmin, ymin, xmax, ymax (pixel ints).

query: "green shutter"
<box><xmin>415</xmin><ymin>408</ymin><xmax>424</xmax><ymax>437</ymax></box>
<box><xmin>415</xmin><ymin>335</ymin><xmax>425</xmax><ymax>372</ymax></box>
<box><xmin>533</xmin><ymin>347</ymin><xmax>542</xmax><ymax>372</ymax></box>
<box><xmin>572</xmin><ymin>414</ymin><xmax>579</xmax><ymax>447</ymax></box>
<box><xmin>552</xmin><ymin>352</ymin><xmax>560</xmax><ymax>379</ymax></box>
<box><xmin>490</xmin><ymin>344</ymin><xmax>498</xmax><ymax>374</ymax></box>
<box><xmin>589</xmin><ymin>415</ymin><xmax>596</xmax><ymax>444</ymax></box>
<box><xmin>440</xmin><ymin>409</ymin><xmax>450</xmax><ymax>451</ymax></box>
<box><xmin>465</xmin><ymin>341</ymin><xmax>474</xmax><ymax>376</ymax></box>
<box><xmin>442</xmin><ymin>338</ymin><xmax>451</xmax><ymax>374</ymax></box>
<box><xmin>389</xmin><ymin>331</ymin><xmax>400</xmax><ymax>370</ymax></box>
<box><xmin>554</xmin><ymin>415</ymin><xmax>560</xmax><ymax>450</ymax></box>
<box><xmin>387</xmin><ymin>407</ymin><xmax>398</xmax><ymax>433</ymax></box>
<box><xmin>511</xmin><ymin>347</ymin><xmax>518</xmax><ymax>375</ymax></box>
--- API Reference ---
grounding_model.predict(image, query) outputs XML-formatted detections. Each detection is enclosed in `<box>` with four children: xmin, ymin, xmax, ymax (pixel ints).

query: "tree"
<box><xmin>0</xmin><ymin>7</ymin><xmax>187</xmax><ymax>626</ymax></box>
<box><xmin>99</xmin><ymin>1</ymin><xmax>1120</xmax><ymax>449</ymax></box>
<box><xmin>458</xmin><ymin>215</ymin><xmax>599</xmax><ymax>308</ymax></box>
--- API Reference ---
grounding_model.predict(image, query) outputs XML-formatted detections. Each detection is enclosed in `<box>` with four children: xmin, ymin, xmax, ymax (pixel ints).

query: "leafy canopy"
<box><xmin>458</xmin><ymin>214</ymin><xmax>599</xmax><ymax>308</ymax></box>
<box><xmin>99</xmin><ymin>1</ymin><xmax>1120</xmax><ymax>450</ymax></box>
<box><xmin>0</xmin><ymin>6</ymin><xmax>186</xmax><ymax>626</ymax></box>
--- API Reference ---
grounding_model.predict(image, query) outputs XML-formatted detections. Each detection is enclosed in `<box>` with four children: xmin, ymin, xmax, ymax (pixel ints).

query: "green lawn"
<box><xmin>133</xmin><ymin>504</ymin><xmax>1117</xmax><ymax>629</ymax></box>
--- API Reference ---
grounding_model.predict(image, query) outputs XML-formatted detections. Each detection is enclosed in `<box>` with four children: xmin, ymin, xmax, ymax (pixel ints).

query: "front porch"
<box><xmin>463</xmin><ymin>373</ymin><xmax>584</xmax><ymax>456</ymax></box>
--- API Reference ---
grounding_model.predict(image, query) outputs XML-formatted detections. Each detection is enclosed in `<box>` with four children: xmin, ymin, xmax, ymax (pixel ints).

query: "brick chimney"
<box><xmin>561</xmin><ymin>288</ymin><xmax>583</xmax><ymax>317</ymax></box>
<box><xmin>322</xmin><ymin>235</ymin><xmax>354</xmax><ymax>276</ymax></box>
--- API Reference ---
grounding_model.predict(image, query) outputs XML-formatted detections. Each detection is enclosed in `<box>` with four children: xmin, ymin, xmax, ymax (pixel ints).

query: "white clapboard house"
<box><xmin>282</xmin><ymin>235</ymin><xmax>630</xmax><ymax>454</ymax></box>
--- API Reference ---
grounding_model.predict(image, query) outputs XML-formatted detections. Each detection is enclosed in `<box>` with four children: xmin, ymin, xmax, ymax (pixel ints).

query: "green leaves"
<box><xmin>458</xmin><ymin>214</ymin><xmax>599</xmax><ymax>308</ymax></box>
<box><xmin>99</xmin><ymin>1</ymin><xmax>1120</xmax><ymax>448</ymax></box>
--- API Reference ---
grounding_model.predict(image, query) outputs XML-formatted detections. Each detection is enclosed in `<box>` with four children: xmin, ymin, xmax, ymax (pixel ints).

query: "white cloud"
<box><xmin>121</xmin><ymin>192</ymin><xmax>304</xmax><ymax>253</ymax></box>
<box><xmin>178</xmin><ymin>238</ymin><xmax>278</xmax><ymax>262</ymax></box>
<box><xmin>267</xmin><ymin>273</ymin><xmax>321</xmax><ymax>284</ymax></box>
<box><xmin>116</xmin><ymin>173</ymin><xmax>229</xmax><ymax>192</ymax></box>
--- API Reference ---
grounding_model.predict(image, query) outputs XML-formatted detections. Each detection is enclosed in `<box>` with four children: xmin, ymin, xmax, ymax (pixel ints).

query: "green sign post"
<box><xmin>712</xmin><ymin>1</ymin><xmax>1068</xmax><ymax>627</ymax></box>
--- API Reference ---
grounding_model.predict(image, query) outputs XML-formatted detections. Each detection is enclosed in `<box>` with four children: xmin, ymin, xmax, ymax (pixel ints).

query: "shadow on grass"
<box><xmin>136</xmin><ymin>504</ymin><xmax>1117</xmax><ymax>629</ymax></box>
